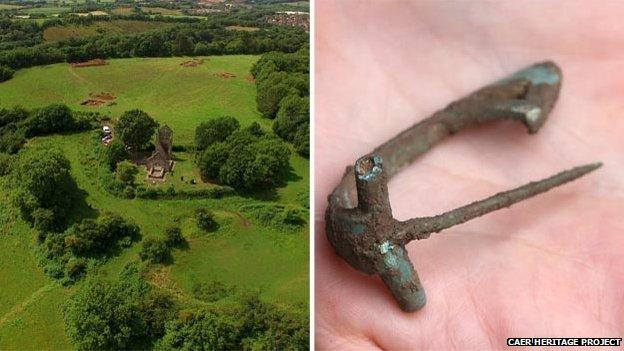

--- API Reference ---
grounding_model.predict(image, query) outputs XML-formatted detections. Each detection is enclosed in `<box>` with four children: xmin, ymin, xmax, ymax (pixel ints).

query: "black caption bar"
<box><xmin>507</xmin><ymin>338</ymin><xmax>622</xmax><ymax>347</ymax></box>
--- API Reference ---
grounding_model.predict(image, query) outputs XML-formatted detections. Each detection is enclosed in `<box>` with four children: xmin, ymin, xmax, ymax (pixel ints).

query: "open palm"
<box><xmin>315</xmin><ymin>1</ymin><xmax>624</xmax><ymax>349</ymax></box>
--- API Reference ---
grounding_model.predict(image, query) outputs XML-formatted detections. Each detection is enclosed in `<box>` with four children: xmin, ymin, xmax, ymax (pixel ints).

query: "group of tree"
<box><xmin>39</xmin><ymin>212</ymin><xmax>141</xmax><ymax>283</ymax></box>
<box><xmin>195</xmin><ymin>116</ymin><xmax>291</xmax><ymax>191</ymax></box>
<box><xmin>0</xmin><ymin>104</ymin><xmax>99</xmax><ymax>155</ymax></box>
<box><xmin>7</xmin><ymin>146</ymin><xmax>140</xmax><ymax>283</ymax></box>
<box><xmin>0</xmin><ymin>18</ymin><xmax>42</xmax><ymax>51</ymax></box>
<box><xmin>0</xmin><ymin>19</ymin><xmax>307</xmax><ymax>70</ymax></box>
<box><xmin>64</xmin><ymin>262</ymin><xmax>308</xmax><ymax>350</ymax></box>
<box><xmin>252</xmin><ymin>49</ymin><xmax>309</xmax><ymax>156</ymax></box>
<box><xmin>0</xmin><ymin>64</ymin><xmax>13</xmax><ymax>82</ymax></box>
<box><xmin>157</xmin><ymin>288</ymin><xmax>308</xmax><ymax>350</ymax></box>
<box><xmin>65</xmin><ymin>263</ymin><xmax>178</xmax><ymax>350</ymax></box>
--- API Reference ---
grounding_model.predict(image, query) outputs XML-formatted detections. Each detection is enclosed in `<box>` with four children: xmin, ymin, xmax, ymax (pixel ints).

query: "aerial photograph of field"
<box><xmin>0</xmin><ymin>0</ymin><xmax>309</xmax><ymax>349</ymax></box>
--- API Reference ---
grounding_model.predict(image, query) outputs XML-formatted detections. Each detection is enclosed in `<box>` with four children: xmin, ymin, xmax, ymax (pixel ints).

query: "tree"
<box><xmin>274</xmin><ymin>94</ymin><xmax>309</xmax><ymax>141</ymax></box>
<box><xmin>194</xmin><ymin>116</ymin><xmax>240</xmax><ymax>150</ymax></box>
<box><xmin>155</xmin><ymin>308</ymin><xmax>241</xmax><ymax>351</ymax></box>
<box><xmin>173</xmin><ymin>32</ymin><xmax>195</xmax><ymax>56</ymax></box>
<box><xmin>257</xmin><ymin>82</ymin><xmax>295</xmax><ymax>119</ymax></box>
<box><xmin>218</xmin><ymin>135</ymin><xmax>290</xmax><ymax>190</ymax></box>
<box><xmin>116</xmin><ymin>160</ymin><xmax>138</xmax><ymax>185</ymax></box>
<box><xmin>64</xmin><ymin>219</ymin><xmax>104</xmax><ymax>255</ymax></box>
<box><xmin>32</xmin><ymin>208</ymin><xmax>56</xmax><ymax>232</ymax></box>
<box><xmin>164</xmin><ymin>226</ymin><xmax>185</xmax><ymax>247</ymax></box>
<box><xmin>0</xmin><ymin>152</ymin><xmax>12</xmax><ymax>176</ymax></box>
<box><xmin>0</xmin><ymin>106</ymin><xmax>29</xmax><ymax>128</ymax></box>
<box><xmin>246</xmin><ymin>121</ymin><xmax>264</xmax><ymax>137</ymax></box>
<box><xmin>11</xmin><ymin>148</ymin><xmax>73</xmax><ymax>225</ymax></box>
<box><xmin>105</xmin><ymin>139</ymin><xmax>128</xmax><ymax>170</ymax></box>
<box><xmin>140</xmin><ymin>290</ymin><xmax>177</xmax><ymax>339</ymax></box>
<box><xmin>139</xmin><ymin>237</ymin><xmax>171</xmax><ymax>264</ymax></box>
<box><xmin>0</xmin><ymin>65</ymin><xmax>14</xmax><ymax>82</ymax></box>
<box><xmin>196</xmin><ymin>130</ymin><xmax>292</xmax><ymax>190</ymax></box>
<box><xmin>293</xmin><ymin>123</ymin><xmax>309</xmax><ymax>157</ymax></box>
<box><xmin>256</xmin><ymin>72</ymin><xmax>308</xmax><ymax>119</ymax></box>
<box><xmin>26</xmin><ymin>104</ymin><xmax>74</xmax><ymax>136</ymax></box>
<box><xmin>116</xmin><ymin>109</ymin><xmax>158</xmax><ymax>151</ymax></box>
<box><xmin>65</xmin><ymin>278</ymin><xmax>148</xmax><ymax>351</ymax></box>
<box><xmin>195</xmin><ymin>208</ymin><xmax>216</xmax><ymax>231</ymax></box>
<box><xmin>197</xmin><ymin>142</ymin><xmax>229</xmax><ymax>181</ymax></box>
<box><xmin>0</xmin><ymin>130</ymin><xmax>25</xmax><ymax>154</ymax></box>
<box><xmin>64</xmin><ymin>214</ymin><xmax>140</xmax><ymax>256</ymax></box>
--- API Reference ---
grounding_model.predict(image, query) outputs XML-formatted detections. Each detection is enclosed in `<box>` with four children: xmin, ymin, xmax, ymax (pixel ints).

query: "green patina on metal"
<box><xmin>325</xmin><ymin>61</ymin><xmax>602</xmax><ymax>312</ymax></box>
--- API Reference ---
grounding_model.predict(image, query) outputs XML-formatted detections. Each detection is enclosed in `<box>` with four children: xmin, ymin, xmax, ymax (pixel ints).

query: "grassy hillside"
<box><xmin>0</xmin><ymin>56</ymin><xmax>309</xmax><ymax>349</ymax></box>
<box><xmin>0</xmin><ymin>56</ymin><xmax>264</xmax><ymax>145</ymax></box>
<box><xmin>0</xmin><ymin>181</ymin><xmax>73</xmax><ymax>349</ymax></box>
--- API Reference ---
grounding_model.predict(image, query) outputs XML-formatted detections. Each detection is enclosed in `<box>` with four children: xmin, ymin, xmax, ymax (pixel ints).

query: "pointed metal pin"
<box><xmin>325</xmin><ymin>61</ymin><xmax>602</xmax><ymax>312</ymax></box>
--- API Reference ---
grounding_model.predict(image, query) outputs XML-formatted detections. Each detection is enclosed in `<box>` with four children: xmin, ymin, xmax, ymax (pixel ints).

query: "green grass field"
<box><xmin>0</xmin><ymin>56</ymin><xmax>309</xmax><ymax>349</ymax></box>
<box><xmin>0</xmin><ymin>4</ymin><xmax>22</xmax><ymax>9</ymax></box>
<box><xmin>142</xmin><ymin>6</ymin><xmax>184</xmax><ymax>16</ymax></box>
<box><xmin>21</xmin><ymin>6</ymin><xmax>70</xmax><ymax>15</ymax></box>
<box><xmin>0</xmin><ymin>56</ymin><xmax>264</xmax><ymax>144</ymax></box>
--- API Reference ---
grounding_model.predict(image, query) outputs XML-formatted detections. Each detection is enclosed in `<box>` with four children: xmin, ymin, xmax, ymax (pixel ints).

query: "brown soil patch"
<box><xmin>70</xmin><ymin>59</ymin><xmax>107</xmax><ymax>68</ymax></box>
<box><xmin>80</xmin><ymin>99</ymin><xmax>106</xmax><ymax>106</ymax></box>
<box><xmin>89</xmin><ymin>92</ymin><xmax>116</xmax><ymax>101</ymax></box>
<box><xmin>147</xmin><ymin>266</ymin><xmax>185</xmax><ymax>298</ymax></box>
<box><xmin>245</xmin><ymin>75</ymin><xmax>256</xmax><ymax>83</ymax></box>
<box><xmin>180</xmin><ymin>58</ymin><xmax>204</xmax><ymax>67</ymax></box>
<box><xmin>215</xmin><ymin>71</ymin><xmax>236</xmax><ymax>79</ymax></box>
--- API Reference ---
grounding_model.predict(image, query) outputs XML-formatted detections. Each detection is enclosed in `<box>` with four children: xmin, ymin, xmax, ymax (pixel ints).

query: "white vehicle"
<box><xmin>103</xmin><ymin>126</ymin><xmax>111</xmax><ymax>134</ymax></box>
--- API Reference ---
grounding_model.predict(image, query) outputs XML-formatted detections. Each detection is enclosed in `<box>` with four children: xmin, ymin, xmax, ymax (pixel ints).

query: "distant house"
<box><xmin>146</xmin><ymin>125</ymin><xmax>174</xmax><ymax>179</ymax></box>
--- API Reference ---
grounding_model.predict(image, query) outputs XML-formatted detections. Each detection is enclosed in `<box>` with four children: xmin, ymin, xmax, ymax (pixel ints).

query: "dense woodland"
<box><xmin>253</xmin><ymin>49</ymin><xmax>309</xmax><ymax>156</ymax></box>
<box><xmin>0</xmin><ymin>8</ymin><xmax>308</xmax><ymax>69</ymax></box>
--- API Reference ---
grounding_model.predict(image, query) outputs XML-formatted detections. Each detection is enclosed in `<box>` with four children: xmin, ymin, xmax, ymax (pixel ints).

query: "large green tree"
<box><xmin>196</xmin><ymin>128</ymin><xmax>291</xmax><ymax>191</ymax></box>
<box><xmin>64</xmin><ymin>213</ymin><xmax>140</xmax><ymax>256</ymax></box>
<box><xmin>0</xmin><ymin>64</ymin><xmax>14</xmax><ymax>82</ymax></box>
<box><xmin>65</xmin><ymin>278</ymin><xmax>148</xmax><ymax>351</ymax></box>
<box><xmin>256</xmin><ymin>72</ymin><xmax>308</xmax><ymax>119</ymax></box>
<box><xmin>116</xmin><ymin>109</ymin><xmax>158</xmax><ymax>151</ymax></box>
<box><xmin>11</xmin><ymin>148</ymin><xmax>73</xmax><ymax>226</ymax></box>
<box><xmin>197</xmin><ymin>141</ymin><xmax>230</xmax><ymax>181</ymax></box>
<box><xmin>274</xmin><ymin>94</ymin><xmax>309</xmax><ymax>141</ymax></box>
<box><xmin>26</xmin><ymin>104</ymin><xmax>74</xmax><ymax>136</ymax></box>
<box><xmin>172</xmin><ymin>32</ymin><xmax>195</xmax><ymax>56</ymax></box>
<box><xmin>194</xmin><ymin>116</ymin><xmax>240</xmax><ymax>150</ymax></box>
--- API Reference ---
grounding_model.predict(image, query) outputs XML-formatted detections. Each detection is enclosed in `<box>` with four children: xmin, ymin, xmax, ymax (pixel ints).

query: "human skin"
<box><xmin>315</xmin><ymin>1</ymin><xmax>624</xmax><ymax>350</ymax></box>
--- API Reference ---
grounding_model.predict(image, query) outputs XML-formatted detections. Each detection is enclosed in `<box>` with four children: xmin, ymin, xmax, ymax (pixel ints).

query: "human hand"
<box><xmin>315</xmin><ymin>1</ymin><xmax>624</xmax><ymax>349</ymax></box>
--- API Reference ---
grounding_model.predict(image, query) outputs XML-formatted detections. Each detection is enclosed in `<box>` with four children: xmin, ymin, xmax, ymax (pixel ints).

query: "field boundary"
<box><xmin>0</xmin><ymin>282</ymin><xmax>59</xmax><ymax>329</ymax></box>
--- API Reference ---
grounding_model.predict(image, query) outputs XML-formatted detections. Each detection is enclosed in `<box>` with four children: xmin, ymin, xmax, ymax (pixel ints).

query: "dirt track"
<box><xmin>180</xmin><ymin>59</ymin><xmax>204</xmax><ymax>67</ymax></box>
<box><xmin>70</xmin><ymin>59</ymin><xmax>107</xmax><ymax>68</ymax></box>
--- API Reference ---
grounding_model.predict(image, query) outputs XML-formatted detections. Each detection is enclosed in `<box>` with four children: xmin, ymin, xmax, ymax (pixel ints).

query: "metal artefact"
<box><xmin>325</xmin><ymin>61</ymin><xmax>602</xmax><ymax>312</ymax></box>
